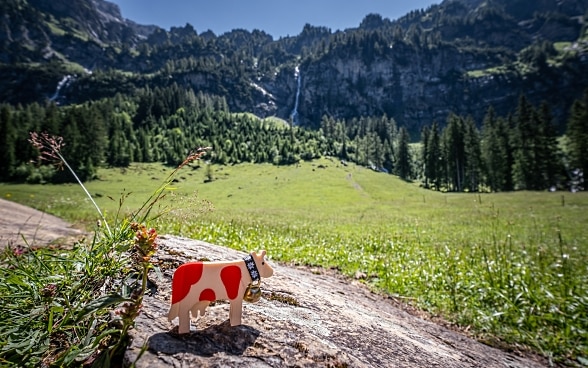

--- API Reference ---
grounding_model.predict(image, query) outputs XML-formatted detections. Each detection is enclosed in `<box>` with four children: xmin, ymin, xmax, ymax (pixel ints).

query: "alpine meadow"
<box><xmin>1</xmin><ymin>0</ymin><xmax>588</xmax><ymax>366</ymax></box>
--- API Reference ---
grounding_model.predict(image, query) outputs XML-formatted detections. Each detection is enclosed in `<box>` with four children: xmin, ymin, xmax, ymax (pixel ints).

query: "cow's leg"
<box><xmin>229</xmin><ymin>299</ymin><xmax>243</xmax><ymax>326</ymax></box>
<box><xmin>191</xmin><ymin>301</ymin><xmax>210</xmax><ymax>318</ymax></box>
<box><xmin>178</xmin><ymin>302</ymin><xmax>192</xmax><ymax>334</ymax></box>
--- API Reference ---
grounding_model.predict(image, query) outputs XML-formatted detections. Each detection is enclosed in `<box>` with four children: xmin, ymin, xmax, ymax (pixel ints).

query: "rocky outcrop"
<box><xmin>124</xmin><ymin>235</ymin><xmax>547</xmax><ymax>367</ymax></box>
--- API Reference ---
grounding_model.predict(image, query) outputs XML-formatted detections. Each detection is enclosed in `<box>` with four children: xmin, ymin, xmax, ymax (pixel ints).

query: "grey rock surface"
<box><xmin>124</xmin><ymin>235</ymin><xmax>547</xmax><ymax>367</ymax></box>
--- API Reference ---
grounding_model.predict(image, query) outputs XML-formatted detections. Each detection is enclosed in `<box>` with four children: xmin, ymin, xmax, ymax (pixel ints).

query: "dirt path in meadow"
<box><xmin>0</xmin><ymin>198</ymin><xmax>85</xmax><ymax>248</ymax></box>
<box><xmin>346</xmin><ymin>172</ymin><xmax>367</xmax><ymax>196</ymax></box>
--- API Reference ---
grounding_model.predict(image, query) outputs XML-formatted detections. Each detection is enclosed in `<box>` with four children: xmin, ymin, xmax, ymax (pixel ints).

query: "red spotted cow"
<box><xmin>168</xmin><ymin>250</ymin><xmax>273</xmax><ymax>333</ymax></box>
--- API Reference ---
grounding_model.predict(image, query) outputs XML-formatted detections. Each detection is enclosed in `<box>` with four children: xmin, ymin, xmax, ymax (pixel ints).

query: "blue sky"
<box><xmin>109</xmin><ymin>0</ymin><xmax>440</xmax><ymax>38</ymax></box>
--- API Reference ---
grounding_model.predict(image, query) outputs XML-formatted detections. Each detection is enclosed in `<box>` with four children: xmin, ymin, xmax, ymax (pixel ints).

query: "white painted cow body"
<box><xmin>168</xmin><ymin>250</ymin><xmax>273</xmax><ymax>333</ymax></box>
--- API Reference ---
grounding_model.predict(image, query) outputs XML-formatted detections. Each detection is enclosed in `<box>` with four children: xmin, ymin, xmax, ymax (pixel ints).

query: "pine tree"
<box><xmin>463</xmin><ymin>116</ymin><xmax>482</xmax><ymax>192</ymax></box>
<box><xmin>0</xmin><ymin>105</ymin><xmax>16</xmax><ymax>180</ymax></box>
<box><xmin>335</xmin><ymin>121</ymin><xmax>348</xmax><ymax>160</ymax></box>
<box><xmin>511</xmin><ymin>96</ymin><xmax>561</xmax><ymax>190</ymax></box>
<box><xmin>566</xmin><ymin>90</ymin><xmax>588</xmax><ymax>190</ymax></box>
<box><xmin>56</xmin><ymin>112</ymin><xmax>84</xmax><ymax>182</ymax></box>
<box><xmin>426</xmin><ymin>121</ymin><xmax>442</xmax><ymax>190</ymax></box>
<box><xmin>140</xmin><ymin>130</ymin><xmax>153</xmax><ymax>162</ymax></box>
<box><xmin>501</xmin><ymin>115</ymin><xmax>516</xmax><ymax>191</ymax></box>
<box><xmin>481</xmin><ymin>107</ymin><xmax>512</xmax><ymax>191</ymax></box>
<box><xmin>79</xmin><ymin>106</ymin><xmax>107</xmax><ymax>171</ymax></box>
<box><xmin>482</xmin><ymin>107</ymin><xmax>499</xmax><ymax>190</ymax></box>
<box><xmin>43</xmin><ymin>103</ymin><xmax>60</xmax><ymax>133</ymax></box>
<box><xmin>368</xmin><ymin>132</ymin><xmax>384</xmax><ymax>169</ymax></box>
<box><xmin>395</xmin><ymin>127</ymin><xmax>411</xmax><ymax>180</ymax></box>
<box><xmin>15</xmin><ymin>104</ymin><xmax>41</xmax><ymax>165</ymax></box>
<box><xmin>512</xmin><ymin>95</ymin><xmax>538</xmax><ymax>190</ymax></box>
<box><xmin>443</xmin><ymin>113</ymin><xmax>465</xmax><ymax>191</ymax></box>
<box><xmin>420</xmin><ymin>125</ymin><xmax>430</xmax><ymax>188</ymax></box>
<box><xmin>537</xmin><ymin>102</ymin><xmax>561</xmax><ymax>189</ymax></box>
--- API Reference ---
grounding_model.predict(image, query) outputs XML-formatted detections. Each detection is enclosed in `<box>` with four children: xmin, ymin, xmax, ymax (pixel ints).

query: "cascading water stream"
<box><xmin>290</xmin><ymin>66</ymin><xmax>301</xmax><ymax>125</ymax></box>
<box><xmin>50</xmin><ymin>75</ymin><xmax>73</xmax><ymax>102</ymax></box>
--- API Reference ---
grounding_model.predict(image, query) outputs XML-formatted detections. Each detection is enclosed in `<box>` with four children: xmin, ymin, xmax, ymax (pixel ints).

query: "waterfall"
<box><xmin>290</xmin><ymin>66</ymin><xmax>301</xmax><ymax>125</ymax></box>
<box><xmin>49</xmin><ymin>75</ymin><xmax>73</xmax><ymax>102</ymax></box>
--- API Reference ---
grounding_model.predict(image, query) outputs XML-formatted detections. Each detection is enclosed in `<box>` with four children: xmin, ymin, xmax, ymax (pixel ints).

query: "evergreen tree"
<box><xmin>511</xmin><ymin>96</ymin><xmax>561</xmax><ymax>190</ymax></box>
<box><xmin>14</xmin><ymin>105</ymin><xmax>41</xmax><ymax>164</ymax></box>
<box><xmin>42</xmin><ymin>103</ymin><xmax>60</xmax><ymax>133</ymax></box>
<box><xmin>420</xmin><ymin>125</ymin><xmax>430</xmax><ymax>188</ymax></box>
<box><xmin>512</xmin><ymin>95</ymin><xmax>538</xmax><ymax>190</ymax></box>
<box><xmin>107</xmin><ymin>130</ymin><xmax>131</xmax><ymax>167</ymax></box>
<box><xmin>426</xmin><ymin>121</ymin><xmax>442</xmax><ymax>190</ymax></box>
<box><xmin>368</xmin><ymin>132</ymin><xmax>384</xmax><ymax>169</ymax></box>
<box><xmin>463</xmin><ymin>116</ymin><xmax>482</xmax><ymax>192</ymax></box>
<box><xmin>0</xmin><ymin>105</ymin><xmax>16</xmax><ymax>180</ymax></box>
<box><xmin>537</xmin><ymin>102</ymin><xmax>561</xmax><ymax>189</ymax></box>
<box><xmin>335</xmin><ymin>120</ymin><xmax>348</xmax><ymax>159</ymax></box>
<box><xmin>502</xmin><ymin>115</ymin><xmax>516</xmax><ymax>191</ymax></box>
<box><xmin>139</xmin><ymin>130</ymin><xmax>153</xmax><ymax>163</ymax></box>
<box><xmin>382</xmin><ymin>140</ymin><xmax>393</xmax><ymax>173</ymax></box>
<box><xmin>481</xmin><ymin>107</ymin><xmax>509</xmax><ymax>191</ymax></box>
<box><xmin>395</xmin><ymin>127</ymin><xmax>411</xmax><ymax>180</ymax></box>
<box><xmin>566</xmin><ymin>90</ymin><xmax>588</xmax><ymax>190</ymax></box>
<box><xmin>56</xmin><ymin>112</ymin><xmax>85</xmax><ymax>182</ymax></box>
<box><xmin>79</xmin><ymin>106</ymin><xmax>107</xmax><ymax>171</ymax></box>
<box><xmin>443</xmin><ymin>113</ymin><xmax>466</xmax><ymax>191</ymax></box>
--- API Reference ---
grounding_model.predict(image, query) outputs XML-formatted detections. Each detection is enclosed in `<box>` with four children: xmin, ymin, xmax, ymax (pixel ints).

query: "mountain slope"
<box><xmin>1</xmin><ymin>0</ymin><xmax>587</xmax><ymax>131</ymax></box>
<box><xmin>0</xmin><ymin>0</ymin><xmax>155</xmax><ymax>63</ymax></box>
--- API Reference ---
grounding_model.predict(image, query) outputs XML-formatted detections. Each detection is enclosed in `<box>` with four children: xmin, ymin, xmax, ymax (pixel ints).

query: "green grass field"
<box><xmin>2</xmin><ymin>158</ymin><xmax>587</xmax><ymax>364</ymax></box>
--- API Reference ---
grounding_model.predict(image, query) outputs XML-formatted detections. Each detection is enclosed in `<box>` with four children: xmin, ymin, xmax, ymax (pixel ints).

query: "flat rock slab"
<box><xmin>0</xmin><ymin>198</ymin><xmax>85</xmax><ymax>248</ymax></box>
<box><xmin>125</xmin><ymin>235</ymin><xmax>547</xmax><ymax>367</ymax></box>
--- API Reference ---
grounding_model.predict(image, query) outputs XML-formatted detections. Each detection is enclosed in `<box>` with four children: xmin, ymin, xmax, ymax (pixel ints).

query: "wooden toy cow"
<box><xmin>168</xmin><ymin>250</ymin><xmax>273</xmax><ymax>333</ymax></box>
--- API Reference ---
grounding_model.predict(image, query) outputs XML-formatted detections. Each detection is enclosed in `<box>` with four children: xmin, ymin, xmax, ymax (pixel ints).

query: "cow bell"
<box><xmin>243</xmin><ymin>280</ymin><xmax>262</xmax><ymax>303</ymax></box>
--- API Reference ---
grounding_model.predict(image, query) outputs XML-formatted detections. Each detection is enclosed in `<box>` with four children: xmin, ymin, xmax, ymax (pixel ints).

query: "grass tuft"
<box><xmin>0</xmin><ymin>135</ymin><xmax>209</xmax><ymax>367</ymax></box>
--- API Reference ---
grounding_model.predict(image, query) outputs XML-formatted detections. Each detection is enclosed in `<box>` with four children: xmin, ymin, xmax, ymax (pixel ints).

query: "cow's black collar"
<box><xmin>243</xmin><ymin>253</ymin><xmax>260</xmax><ymax>282</ymax></box>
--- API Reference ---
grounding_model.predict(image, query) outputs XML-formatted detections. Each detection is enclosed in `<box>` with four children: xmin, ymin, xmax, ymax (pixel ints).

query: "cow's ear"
<box><xmin>251</xmin><ymin>251</ymin><xmax>257</xmax><ymax>258</ymax></box>
<box><xmin>260</xmin><ymin>250</ymin><xmax>266</xmax><ymax>258</ymax></box>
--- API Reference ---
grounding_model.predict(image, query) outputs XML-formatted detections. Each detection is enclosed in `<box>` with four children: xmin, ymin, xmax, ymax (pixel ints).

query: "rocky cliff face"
<box><xmin>290</xmin><ymin>43</ymin><xmax>483</xmax><ymax>128</ymax></box>
<box><xmin>289</xmin><ymin>41</ymin><xmax>588</xmax><ymax>131</ymax></box>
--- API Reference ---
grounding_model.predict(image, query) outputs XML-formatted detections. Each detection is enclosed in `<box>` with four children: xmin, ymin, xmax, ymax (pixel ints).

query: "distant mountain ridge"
<box><xmin>1</xmin><ymin>0</ymin><xmax>587</xmax><ymax>132</ymax></box>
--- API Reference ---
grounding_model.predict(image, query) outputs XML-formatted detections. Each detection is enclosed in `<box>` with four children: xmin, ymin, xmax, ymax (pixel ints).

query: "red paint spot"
<box><xmin>220</xmin><ymin>265</ymin><xmax>241</xmax><ymax>299</ymax></box>
<box><xmin>171</xmin><ymin>262</ymin><xmax>203</xmax><ymax>304</ymax></box>
<box><xmin>199</xmin><ymin>288</ymin><xmax>216</xmax><ymax>301</ymax></box>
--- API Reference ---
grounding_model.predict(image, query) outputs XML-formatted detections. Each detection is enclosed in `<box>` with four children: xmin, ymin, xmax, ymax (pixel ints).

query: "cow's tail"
<box><xmin>168</xmin><ymin>303</ymin><xmax>179</xmax><ymax>321</ymax></box>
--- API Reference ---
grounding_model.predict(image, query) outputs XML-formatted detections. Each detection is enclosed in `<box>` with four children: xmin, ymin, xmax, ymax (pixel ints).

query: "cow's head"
<box><xmin>252</xmin><ymin>250</ymin><xmax>273</xmax><ymax>278</ymax></box>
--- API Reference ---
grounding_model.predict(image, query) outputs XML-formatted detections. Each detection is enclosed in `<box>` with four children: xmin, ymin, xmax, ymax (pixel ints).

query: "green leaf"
<box><xmin>75</xmin><ymin>294</ymin><xmax>130</xmax><ymax>323</ymax></box>
<box><xmin>91</xmin><ymin>349</ymin><xmax>111</xmax><ymax>368</ymax></box>
<box><xmin>92</xmin><ymin>329</ymin><xmax>121</xmax><ymax>347</ymax></box>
